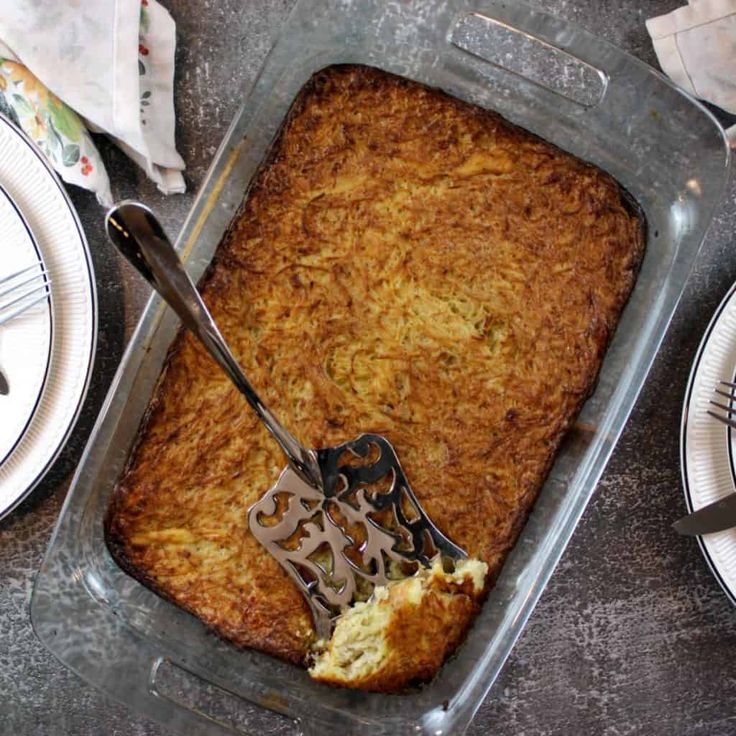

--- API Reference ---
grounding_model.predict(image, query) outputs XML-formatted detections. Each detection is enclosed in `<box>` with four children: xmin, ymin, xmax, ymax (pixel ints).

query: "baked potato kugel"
<box><xmin>106</xmin><ymin>64</ymin><xmax>645</xmax><ymax>691</ymax></box>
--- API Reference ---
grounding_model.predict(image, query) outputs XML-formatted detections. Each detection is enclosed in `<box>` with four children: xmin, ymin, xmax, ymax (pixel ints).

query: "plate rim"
<box><xmin>680</xmin><ymin>279</ymin><xmax>736</xmax><ymax>606</ymax></box>
<box><xmin>0</xmin><ymin>182</ymin><xmax>54</xmax><ymax>468</ymax></box>
<box><xmin>0</xmin><ymin>114</ymin><xmax>98</xmax><ymax>519</ymax></box>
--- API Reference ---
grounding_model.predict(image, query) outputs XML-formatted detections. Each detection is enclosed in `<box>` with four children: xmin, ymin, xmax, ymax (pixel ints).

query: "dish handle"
<box><xmin>148</xmin><ymin>657</ymin><xmax>320</xmax><ymax>736</ymax></box>
<box><xmin>448</xmin><ymin>3</ymin><xmax>609</xmax><ymax>109</ymax></box>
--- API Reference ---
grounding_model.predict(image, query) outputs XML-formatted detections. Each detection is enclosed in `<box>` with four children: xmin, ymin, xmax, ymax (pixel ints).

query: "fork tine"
<box><xmin>709</xmin><ymin>399</ymin><xmax>736</xmax><ymax>414</ymax></box>
<box><xmin>0</xmin><ymin>263</ymin><xmax>43</xmax><ymax>287</ymax></box>
<box><xmin>709</xmin><ymin>409</ymin><xmax>736</xmax><ymax>426</ymax></box>
<box><xmin>0</xmin><ymin>282</ymin><xmax>50</xmax><ymax>315</ymax></box>
<box><xmin>0</xmin><ymin>269</ymin><xmax>49</xmax><ymax>302</ymax></box>
<box><xmin>706</xmin><ymin>381</ymin><xmax>736</xmax><ymax>429</ymax></box>
<box><xmin>714</xmin><ymin>388</ymin><xmax>736</xmax><ymax>400</ymax></box>
<box><xmin>708</xmin><ymin>409</ymin><xmax>736</xmax><ymax>430</ymax></box>
<box><xmin>0</xmin><ymin>292</ymin><xmax>49</xmax><ymax>327</ymax></box>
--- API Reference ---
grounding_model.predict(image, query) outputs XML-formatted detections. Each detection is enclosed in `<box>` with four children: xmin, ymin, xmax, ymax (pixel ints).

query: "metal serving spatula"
<box><xmin>106</xmin><ymin>201</ymin><xmax>467</xmax><ymax>638</ymax></box>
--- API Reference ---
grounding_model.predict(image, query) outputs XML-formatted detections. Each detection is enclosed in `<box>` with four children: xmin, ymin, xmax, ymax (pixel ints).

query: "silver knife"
<box><xmin>0</xmin><ymin>370</ymin><xmax>7</xmax><ymax>395</ymax></box>
<box><xmin>673</xmin><ymin>494</ymin><xmax>736</xmax><ymax>535</ymax></box>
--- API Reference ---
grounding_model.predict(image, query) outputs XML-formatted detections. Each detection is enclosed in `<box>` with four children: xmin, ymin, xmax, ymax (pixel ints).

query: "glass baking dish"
<box><xmin>31</xmin><ymin>1</ymin><xmax>730</xmax><ymax>734</ymax></box>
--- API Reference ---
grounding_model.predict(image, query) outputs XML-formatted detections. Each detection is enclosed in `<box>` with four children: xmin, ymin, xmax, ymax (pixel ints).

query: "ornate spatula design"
<box><xmin>106</xmin><ymin>202</ymin><xmax>467</xmax><ymax>640</ymax></box>
<box><xmin>249</xmin><ymin>434</ymin><xmax>466</xmax><ymax>638</ymax></box>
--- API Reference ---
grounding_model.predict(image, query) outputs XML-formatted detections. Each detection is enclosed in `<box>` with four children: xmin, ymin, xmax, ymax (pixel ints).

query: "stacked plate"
<box><xmin>681</xmin><ymin>284</ymin><xmax>736</xmax><ymax>604</ymax></box>
<box><xmin>0</xmin><ymin>115</ymin><xmax>96</xmax><ymax>519</ymax></box>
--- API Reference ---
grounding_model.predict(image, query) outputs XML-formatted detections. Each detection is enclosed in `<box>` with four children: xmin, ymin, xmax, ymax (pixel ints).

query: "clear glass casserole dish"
<box><xmin>31</xmin><ymin>1</ymin><xmax>730</xmax><ymax>734</ymax></box>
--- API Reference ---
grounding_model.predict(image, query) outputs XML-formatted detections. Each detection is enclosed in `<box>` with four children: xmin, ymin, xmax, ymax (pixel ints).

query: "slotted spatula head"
<box><xmin>248</xmin><ymin>433</ymin><xmax>467</xmax><ymax>639</ymax></box>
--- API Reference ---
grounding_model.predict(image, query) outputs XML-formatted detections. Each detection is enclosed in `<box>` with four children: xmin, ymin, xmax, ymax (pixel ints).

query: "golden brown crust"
<box><xmin>310</xmin><ymin>561</ymin><xmax>487</xmax><ymax>692</ymax></box>
<box><xmin>376</xmin><ymin>590</ymin><xmax>478</xmax><ymax>691</ymax></box>
<box><xmin>106</xmin><ymin>64</ymin><xmax>645</xmax><ymax>680</ymax></box>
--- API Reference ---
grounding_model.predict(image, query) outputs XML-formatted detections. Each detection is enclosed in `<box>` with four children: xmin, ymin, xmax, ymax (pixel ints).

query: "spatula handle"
<box><xmin>105</xmin><ymin>200</ymin><xmax>322</xmax><ymax>490</ymax></box>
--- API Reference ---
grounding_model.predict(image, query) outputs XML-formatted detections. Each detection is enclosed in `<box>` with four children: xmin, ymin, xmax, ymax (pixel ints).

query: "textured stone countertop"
<box><xmin>3</xmin><ymin>1</ymin><xmax>736</xmax><ymax>734</ymax></box>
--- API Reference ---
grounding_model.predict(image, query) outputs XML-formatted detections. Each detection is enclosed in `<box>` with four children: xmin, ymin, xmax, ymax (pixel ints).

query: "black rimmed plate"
<box><xmin>0</xmin><ymin>185</ymin><xmax>53</xmax><ymax>467</ymax></box>
<box><xmin>681</xmin><ymin>281</ymin><xmax>736</xmax><ymax>604</ymax></box>
<box><xmin>0</xmin><ymin>115</ymin><xmax>96</xmax><ymax>519</ymax></box>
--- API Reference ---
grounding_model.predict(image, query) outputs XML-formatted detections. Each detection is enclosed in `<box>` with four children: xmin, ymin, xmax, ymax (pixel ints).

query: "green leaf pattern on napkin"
<box><xmin>0</xmin><ymin>58</ymin><xmax>95</xmax><ymax>176</ymax></box>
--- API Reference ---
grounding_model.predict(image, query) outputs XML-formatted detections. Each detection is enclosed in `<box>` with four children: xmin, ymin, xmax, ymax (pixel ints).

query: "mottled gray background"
<box><xmin>2</xmin><ymin>0</ymin><xmax>736</xmax><ymax>734</ymax></box>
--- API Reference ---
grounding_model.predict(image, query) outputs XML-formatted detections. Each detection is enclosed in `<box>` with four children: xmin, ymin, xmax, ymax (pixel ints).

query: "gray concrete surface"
<box><xmin>3</xmin><ymin>0</ymin><xmax>736</xmax><ymax>734</ymax></box>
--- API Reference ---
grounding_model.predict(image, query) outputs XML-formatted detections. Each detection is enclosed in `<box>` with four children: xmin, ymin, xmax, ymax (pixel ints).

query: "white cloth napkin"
<box><xmin>647</xmin><ymin>0</ymin><xmax>736</xmax><ymax>146</ymax></box>
<box><xmin>0</xmin><ymin>0</ymin><xmax>185</xmax><ymax>205</ymax></box>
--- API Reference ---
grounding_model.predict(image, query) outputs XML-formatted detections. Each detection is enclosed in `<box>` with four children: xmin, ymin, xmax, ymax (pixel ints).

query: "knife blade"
<box><xmin>0</xmin><ymin>370</ymin><xmax>7</xmax><ymax>395</ymax></box>
<box><xmin>673</xmin><ymin>494</ymin><xmax>736</xmax><ymax>535</ymax></box>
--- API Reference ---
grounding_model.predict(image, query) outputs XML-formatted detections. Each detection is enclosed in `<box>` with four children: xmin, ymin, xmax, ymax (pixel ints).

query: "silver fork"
<box><xmin>0</xmin><ymin>264</ymin><xmax>51</xmax><ymax>395</ymax></box>
<box><xmin>671</xmin><ymin>379</ymin><xmax>736</xmax><ymax>535</ymax></box>
<box><xmin>708</xmin><ymin>379</ymin><xmax>736</xmax><ymax>428</ymax></box>
<box><xmin>0</xmin><ymin>263</ymin><xmax>51</xmax><ymax>326</ymax></box>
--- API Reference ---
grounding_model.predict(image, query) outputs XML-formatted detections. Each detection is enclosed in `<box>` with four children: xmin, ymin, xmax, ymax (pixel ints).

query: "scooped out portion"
<box><xmin>309</xmin><ymin>558</ymin><xmax>488</xmax><ymax>692</ymax></box>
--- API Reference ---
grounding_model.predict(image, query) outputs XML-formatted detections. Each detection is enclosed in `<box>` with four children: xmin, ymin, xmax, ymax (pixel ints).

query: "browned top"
<box><xmin>106</xmin><ymin>65</ymin><xmax>645</xmax><ymax>674</ymax></box>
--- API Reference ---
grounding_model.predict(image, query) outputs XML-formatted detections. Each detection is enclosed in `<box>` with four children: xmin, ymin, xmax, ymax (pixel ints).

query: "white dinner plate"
<box><xmin>0</xmin><ymin>115</ymin><xmax>96</xmax><ymax>519</ymax></box>
<box><xmin>0</xmin><ymin>185</ymin><xmax>52</xmax><ymax>465</ymax></box>
<box><xmin>681</xmin><ymin>280</ymin><xmax>736</xmax><ymax>604</ymax></box>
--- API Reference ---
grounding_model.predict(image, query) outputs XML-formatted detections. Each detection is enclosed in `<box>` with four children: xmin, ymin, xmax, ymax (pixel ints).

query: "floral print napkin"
<box><xmin>0</xmin><ymin>0</ymin><xmax>185</xmax><ymax>207</ymax></box>
<box><xmin>0</xmin><ymin>58</ymin><xmax>112</xmax><ymax>204</ymax></box>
